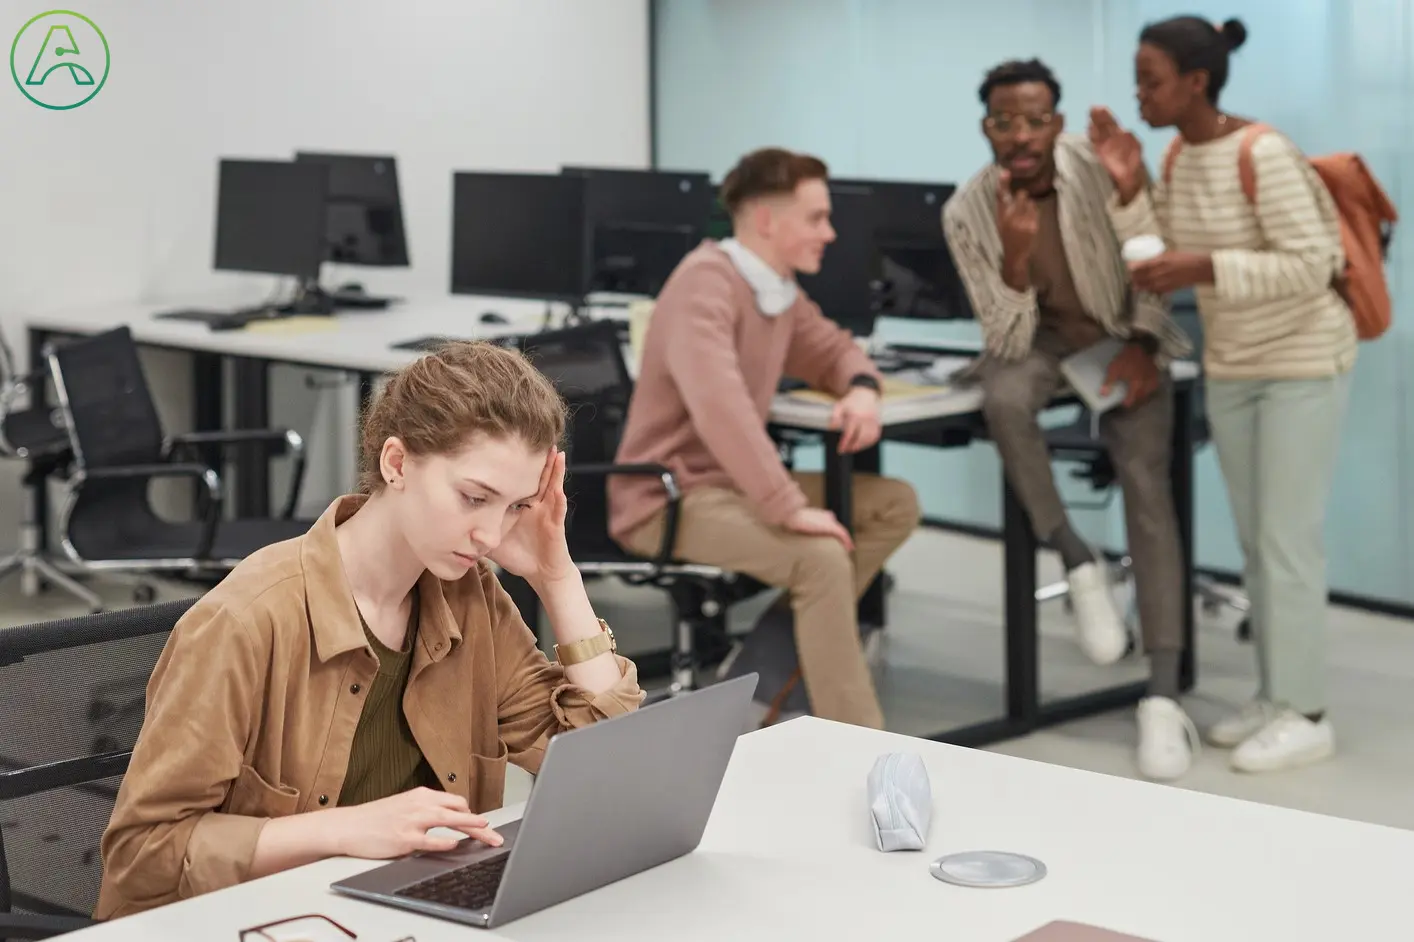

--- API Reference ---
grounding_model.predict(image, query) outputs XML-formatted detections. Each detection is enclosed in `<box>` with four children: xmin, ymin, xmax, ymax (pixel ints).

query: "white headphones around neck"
<box><xmin>719</xmin><ymin>239</ymin><xmax>798</xmax><ymax>316</ymax></box>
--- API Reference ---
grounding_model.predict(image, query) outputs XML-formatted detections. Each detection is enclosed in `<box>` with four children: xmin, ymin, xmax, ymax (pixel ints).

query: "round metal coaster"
<box><xmin>930</xmin><ymin>851</ymin><xmax>1048</xmax><ymax>888</ymax></box>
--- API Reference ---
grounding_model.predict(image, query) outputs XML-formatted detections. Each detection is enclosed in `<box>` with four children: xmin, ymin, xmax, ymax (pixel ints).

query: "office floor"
<box><xmin>4</xmin><ymin>527</ymin><xmax>1412</xmax><ymax>833</ymax></box>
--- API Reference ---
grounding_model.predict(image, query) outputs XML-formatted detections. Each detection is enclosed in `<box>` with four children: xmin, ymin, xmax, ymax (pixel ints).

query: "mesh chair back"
<box><xmin>0</xmin><ymin>599</ymin><xmax>195</xmax><ymax>921</ymax></box>
<box><xmin>518</xmin><ymin>320</ymin><xmax>634</xmax><ymax>561</ymax></box>
<box><xmin>47</xmin><ymin>327</ymin><xmax>164</xmax><ymax>471</ymax></box>
<box><xmin>46</xmin><ymin>327</ymin><xmax>170</xmax><ymax>556</ymax></box>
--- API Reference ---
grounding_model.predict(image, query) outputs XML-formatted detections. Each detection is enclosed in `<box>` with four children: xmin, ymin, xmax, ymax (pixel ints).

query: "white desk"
<box><xmin>25</xmin><ymin>293</ymin><xmax>556</xmax><ymax>376</ymax></box>
<box><xmin>60</xmin><ymin>717</ymin><xmax>1409</xmax><ymax>941</ymax></box>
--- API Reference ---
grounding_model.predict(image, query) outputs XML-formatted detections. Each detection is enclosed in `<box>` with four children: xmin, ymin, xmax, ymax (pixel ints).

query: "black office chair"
<box><xmin>0</xmin><ymin>330</ymin><xmax>105</xmax><ymax>612</ymax></box>
<box><xmin>0</xmin><ymin>598</ymin><xmax>197</xmax><ymax>940</ymax></box>
<box><xmin>518</xmin><ymin>320</ymin><xmax>769</xmax><ymax>693</ymax></box>
<box><xmin>44</xmin><ymin>326</ymin><xmax>315</xmax><ymax>589</ymax></box>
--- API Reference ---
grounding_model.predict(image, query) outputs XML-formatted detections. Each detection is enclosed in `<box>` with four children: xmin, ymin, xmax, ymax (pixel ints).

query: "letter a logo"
<box><xmin>10</xmin><ymin>11</ymin><xmax>110</xmax><ymax>110</ymax></box>
<box><xmin>27</xmin><ymin>24</ymin><xmax>94</xmax><ymax>87</ymax></box>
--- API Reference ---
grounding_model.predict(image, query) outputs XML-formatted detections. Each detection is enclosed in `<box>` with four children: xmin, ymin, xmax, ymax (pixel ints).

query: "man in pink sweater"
<box><xmin>609</xmin><ymin>147</ymin><xmax>921</xmax><ymax>730</ymax></box>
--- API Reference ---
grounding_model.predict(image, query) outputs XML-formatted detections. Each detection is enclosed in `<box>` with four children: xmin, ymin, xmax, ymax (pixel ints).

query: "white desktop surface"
<box><xmin>27</xmin><ymin>297</ymin><xmax>1203</xmax><ymax>433</ymax></box>
<box><xmin>25</xmin><ymin>293</ymin><xmax>564</xmax><ymax>375</ymax></box>
<box><xmin>62</xmin><ymin>717</ymin><xmax>1409</xmax><ymax>942</ymax></box>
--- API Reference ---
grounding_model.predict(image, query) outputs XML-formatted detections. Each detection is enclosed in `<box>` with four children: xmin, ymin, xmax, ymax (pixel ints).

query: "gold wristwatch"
<box><xmin>554</xmin><ymin>618</ymin><xmax>617</xmax><ymax>665</ymax></box>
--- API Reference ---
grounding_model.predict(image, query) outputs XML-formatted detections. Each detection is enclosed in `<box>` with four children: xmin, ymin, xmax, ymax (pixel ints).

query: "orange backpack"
<box><xmin>1162</xmin><ymin>123</ymin><xmax>1398</xmax><ymax>341</ymax></box>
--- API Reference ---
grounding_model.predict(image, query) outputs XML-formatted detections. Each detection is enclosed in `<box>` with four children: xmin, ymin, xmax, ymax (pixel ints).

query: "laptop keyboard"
<box><xmin>394</xmin><ymin>854</ymin><xmax>509</xmax><ymax>911</ymax></box>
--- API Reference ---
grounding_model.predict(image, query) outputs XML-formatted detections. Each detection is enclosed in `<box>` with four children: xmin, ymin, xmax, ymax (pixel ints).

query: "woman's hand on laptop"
<box><xmin>335</xmin><ymin>787</ymin><xmax>504</xmax><ymax>858</ymax></box>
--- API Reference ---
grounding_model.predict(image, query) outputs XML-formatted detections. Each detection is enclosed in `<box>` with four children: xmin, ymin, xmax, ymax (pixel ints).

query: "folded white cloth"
<box><xmin>867</xmin><ymin>752</ymin><xmax>933</xmax><ymax>852</ymax></box>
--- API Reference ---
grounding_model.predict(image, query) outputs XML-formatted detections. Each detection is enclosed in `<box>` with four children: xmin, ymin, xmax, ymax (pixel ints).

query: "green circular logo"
<box><xmin>11</xmin><ymin>10</ymin><xmax>108</xmax><ymax>110</ymax></box>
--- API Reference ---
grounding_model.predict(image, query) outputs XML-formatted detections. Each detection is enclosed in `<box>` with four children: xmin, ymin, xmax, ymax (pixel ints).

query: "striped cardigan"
<box><xmin>942</xmin><ymin>133</ymin><xmax>1191</xmax><ymax>364</ymax></box>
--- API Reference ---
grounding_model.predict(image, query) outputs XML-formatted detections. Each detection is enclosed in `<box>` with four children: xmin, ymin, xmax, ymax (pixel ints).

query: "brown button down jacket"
<box><xmin>94</xmin><ymin>495</ymin><xmax>644</xmax><ymax>920</ymax></box>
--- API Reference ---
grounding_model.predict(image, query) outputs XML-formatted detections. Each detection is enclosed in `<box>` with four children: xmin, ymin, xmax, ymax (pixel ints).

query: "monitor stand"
<box><xmin>285</xmin><ymin>278</ymin><xmax>396</xmax><ymax>313</ymax></box>
<box><xmin>277</xmin><ymin>280</ymin><xmax>338</xmax><ymax>316</ymax></box>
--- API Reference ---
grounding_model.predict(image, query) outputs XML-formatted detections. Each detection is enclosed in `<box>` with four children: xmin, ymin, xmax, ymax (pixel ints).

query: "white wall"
<box><xmin>0</xmin><ymin>0</ymin><xmax>650</xmax><ymax>540</ymax></box>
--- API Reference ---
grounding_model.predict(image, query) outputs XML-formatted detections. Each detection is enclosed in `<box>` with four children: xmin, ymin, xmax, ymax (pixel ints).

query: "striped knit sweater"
<box><xmin>1109</xmin><ymin>128</ymin><xmax>1356</xmax><ymax>380</ymax></box>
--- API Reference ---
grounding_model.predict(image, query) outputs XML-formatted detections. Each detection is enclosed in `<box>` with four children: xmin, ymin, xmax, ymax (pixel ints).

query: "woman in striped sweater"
<box><xmin>1088</xmin><ymin>16</ymin><xmax>1352</xmax><ymax>775</ymax></box>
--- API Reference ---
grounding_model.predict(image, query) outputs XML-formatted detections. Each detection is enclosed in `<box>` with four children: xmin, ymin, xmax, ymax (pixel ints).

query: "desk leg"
<box><xmin>231</xmin><ymin>357</ymin><xmax>270</xmax><ymax>518</ymax></box>
<box><xmin>1172</xmin><ymin>382</ymin><xmax>1198</xmax><ymax>691</ymax></box>
<box><xmin>821</xmin><ymin>434</ymin><xmax>888</xmax><ymax>628</ymax></box>
<box><xmin>822</xmin><ymin>432</ymin><xmax>853</xmax><ymax>526</ymax></box>
<box><xmin>1002</xmin><ymin>479</ymin><xmax>1040</xmax><ymax>725</ymax></box>
<box><xmin>192</xmin><ymin>353</ymin><xmax>223</xmax><ymax>517</ymax></box>
<box><xmin>853</xmin><ymin>443</ymin><xmax>887</xmax><ymax>628</ymax></box>
<box><xmin>26</xmin><ymin>328</ymin><xmax>50</xmax><ymax>560</ymax></box>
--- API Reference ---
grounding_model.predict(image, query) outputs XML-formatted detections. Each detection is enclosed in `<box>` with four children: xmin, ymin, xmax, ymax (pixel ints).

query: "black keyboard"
<box><xmin>391</xmin><ymin>334</ymin><xmax>524</xmax><ymax>353</ymax></box>
<box><xmin>154</xmin><ymin>307</ymin><xmax>279</xmax><ymax>330</ymax></box>
<box><xmin>390</xmin><ymin>335</ymin><xmax>461</xmax><ymax>352</ymax></box>
<box><xmin>394</xmin><ymin>854</ymin><xmax>509</xmax><ymax>911</ymax></box>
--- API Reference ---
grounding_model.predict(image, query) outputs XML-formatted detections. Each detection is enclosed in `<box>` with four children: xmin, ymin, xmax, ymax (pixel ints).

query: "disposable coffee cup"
<box><xmin>1121</xmin><ymin>235</ymin><xmax>1166</xmax><ymax>264</ymax></box>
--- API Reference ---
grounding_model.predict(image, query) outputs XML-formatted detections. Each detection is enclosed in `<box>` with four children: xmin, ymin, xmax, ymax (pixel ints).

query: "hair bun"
<box><xmin>1219</xmin><ymin>18</ymin><xmax>1247</xmax><ymax>51</ymax></box>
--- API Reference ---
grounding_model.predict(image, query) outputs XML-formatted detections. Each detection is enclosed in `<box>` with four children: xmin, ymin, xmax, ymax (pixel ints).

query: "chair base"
<box><xmin>0</xmin><ymin>548</ymin><xmax>104</xmax><ymax>613</ymax></box>
<box><xmin>1036</xmin><ymin>555</ymin><xmax>1251</xmax><ymax>640</ymax></box>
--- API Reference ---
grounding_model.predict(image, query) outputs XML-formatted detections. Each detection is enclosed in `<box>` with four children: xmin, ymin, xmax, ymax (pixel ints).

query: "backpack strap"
<box><xmin>1235</xmin><ymin>122</ymin><xmax>1275</xmax><ymax>205</ymax></box>
<box><xmin>1166</xmin><ymin>122</ymin><xmax>1274</xmax><ymax>203</ymax></box>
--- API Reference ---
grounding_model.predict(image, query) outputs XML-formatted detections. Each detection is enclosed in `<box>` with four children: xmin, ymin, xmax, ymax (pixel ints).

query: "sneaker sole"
<box><xmin>1207</xmin><ymin>726</ymin><xmax>1263</xmax><ymax>749</ymax></box>
<box><xmin>1231</xmin><ymin>738</ymin><xmax>1335</xmax><ymax>774</ymax></box>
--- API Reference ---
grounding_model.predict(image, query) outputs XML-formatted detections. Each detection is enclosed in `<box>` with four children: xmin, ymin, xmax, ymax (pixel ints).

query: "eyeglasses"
<box><xmin>238</xmin><ymin>913</ymin><xmax>413</xmax><ymax>942</ymax></box>
<box><xmin>984</xmin><ymin>112</ymin><xmax>1057</xmax><ymax>135</ymax></box>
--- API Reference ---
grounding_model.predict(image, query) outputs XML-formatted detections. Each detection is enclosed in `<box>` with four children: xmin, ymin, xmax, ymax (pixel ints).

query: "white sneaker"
<box><xmin>1231</xmin><ymin>710</ymin><xmax>1335</xmax><ymax>773</ymax></box>
<box><xmin>1067</xmin><ymin>562</ymin><xmax>1128</xmax><ymax>665</ymax></box>
<box><xmin>1207</xmin><ymin>699</ymin><xmax>1277</xmax><ymax>748</ymax></box>
<box><xmin>1136</xmin><ymin>696</ymin><xmax>1199</xmax><ymax>781</ymax></box>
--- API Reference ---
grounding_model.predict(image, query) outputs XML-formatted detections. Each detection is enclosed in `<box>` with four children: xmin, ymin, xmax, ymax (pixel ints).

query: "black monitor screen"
<box><xmin>214</xmin><ymin>158</ymin><xmax>330</xmax><ymax>280</ymax></box>
<box><xmin>830</xmin><ymin>177</ymin><xmax>972</xmax><ymax>323</ymax></box>
<box><xmin>874</xmin><ymin>236</ymin><xmax>973</xmax><ymax>320</ymax></box>
<box><xmin>797</xmin><ymin>182</ymin><xmax>880</xmax><ymax>337</ymax></box>
<box><xmin>295</xmin><ymin>151</ymin><xmax>409</xmax><ymax>267</ymax></box>
<box><xmin>451</xmin><ymin>172</ymin><xmax>586</xmax><ymax>301</ymax></box>
<box><xmin>565</xmin><ymin>167</ymin><xmax>713</xmax><ymax>296</ymax></box>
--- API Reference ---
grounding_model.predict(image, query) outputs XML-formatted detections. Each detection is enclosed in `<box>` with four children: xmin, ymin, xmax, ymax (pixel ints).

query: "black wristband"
<box><xmin>1130</xmin><ymin>333</ymin><xmax>1160</xmax><ymax>356</ymax></box>
<box><xmin>849</xmin><ymin>373</ymin><xmax>882</xmax><ymax>393</ymax></box>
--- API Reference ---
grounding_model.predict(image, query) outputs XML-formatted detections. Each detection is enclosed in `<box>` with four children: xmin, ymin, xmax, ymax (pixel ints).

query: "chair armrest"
<box><xmin>566</xmin><ymin>462</ymin><xmax>681</xmax><ymax>566</ymax></box>
<box><xmin>164</xmin><ymin>429</ymin><xmax>306</xmax><ymax>519</ymax></box>
<box><xmin>77</xmin><ymin>463</ymin><xmax>222</xmax><ymax>560</ymax></box>
<box><xmin>0</xmin><ymin>912</ymin><xmax>95</xmax><ymax>940</ymax></box>
<box><xmin>0</xmin><ymin>751</ymin><xmax>130</xmax><ymax>802</ymax></box>
<box><xmin>0</xmin><ymin>369</ymin><xmax>50</xmax><ymax>415</ymax></box>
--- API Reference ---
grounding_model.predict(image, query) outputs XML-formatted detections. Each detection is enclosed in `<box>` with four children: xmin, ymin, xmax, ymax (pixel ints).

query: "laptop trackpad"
<box><xmin>337</xmin><ymin>819</ymin><xmax>522</xmax><ymax>893</ymax></box>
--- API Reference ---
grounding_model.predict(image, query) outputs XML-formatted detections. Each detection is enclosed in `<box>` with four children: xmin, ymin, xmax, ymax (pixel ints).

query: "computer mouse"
<box><xmin>479</xmin><ymin>311</ymin><xmax>509</xmax><ymax>325</ymax></box>
<box><xmin>338</xmin><ymin>282</ymin><xmax>366</xmax><ymax>294</ymax></box>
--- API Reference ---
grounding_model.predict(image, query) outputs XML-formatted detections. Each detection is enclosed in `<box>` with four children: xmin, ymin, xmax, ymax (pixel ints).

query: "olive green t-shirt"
<box><xmin>338</xmin><ymin>594</ymin><xmax>442</xmax><ymax>806</ymax></box>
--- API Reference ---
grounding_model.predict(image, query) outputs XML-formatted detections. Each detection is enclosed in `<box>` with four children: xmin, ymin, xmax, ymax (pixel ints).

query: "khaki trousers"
<box><xmin>621</xmin><ymin>472</ymin><xmax>920</xmax><ymax>729</ymax></box>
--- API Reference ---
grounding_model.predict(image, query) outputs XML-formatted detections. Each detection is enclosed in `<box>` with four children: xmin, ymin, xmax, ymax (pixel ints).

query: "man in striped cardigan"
<box><xmin>943</xmin><ymin>58</ymin><xmax>1195</xmax><ymax>782</ymax></box>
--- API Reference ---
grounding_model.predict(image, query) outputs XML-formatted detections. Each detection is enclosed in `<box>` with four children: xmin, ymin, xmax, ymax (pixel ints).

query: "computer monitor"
<box><xmin>294</xmin><ymin>151</ymin><xmax>409</xmax><ymax>267</ymax></box>
<box><xmin>835</xmin><ymin>178</ymin><xmax>973</xmax><ymax>322</ymax></box>
<box><xmin>213</xmin><ymin>158</ymin><xmax>330</xmax><ymax>281</ymax></box>
<box><xmin>450</xmin><ymin>172</ymin><xmax>587</xmax><ymax>302</ymax></box>
<box><xmin>562</xmin><ymin>167</ymin><xmax>713</xmax><ymax>297</ymax></box>
<box><xmin>705</xmin><ymin>194</ymin><xmax>732</xmax><ymax>241</ymax></box>
<box><xmin>796</xmin><ymin>181</ymin><xmax>881</xmax><ymax>337</ymax></box>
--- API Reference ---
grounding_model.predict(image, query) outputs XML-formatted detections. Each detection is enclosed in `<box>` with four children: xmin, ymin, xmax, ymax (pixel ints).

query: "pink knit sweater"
<box><xmin>607</xmin><ymin>241</ymin><xmax>880</xmax><ymax>544</ymax></box>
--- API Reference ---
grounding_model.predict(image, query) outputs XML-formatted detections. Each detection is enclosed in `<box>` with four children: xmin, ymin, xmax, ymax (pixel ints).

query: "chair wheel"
<box><xmin>133</xmin><ymin>584</ymin><xmax>157</xmax><ymax>604</ymax></box>
<box><xmin>1237</xmin><ymin>616</ymin><xmax>1253</xmax><ymax>642</ymax></box>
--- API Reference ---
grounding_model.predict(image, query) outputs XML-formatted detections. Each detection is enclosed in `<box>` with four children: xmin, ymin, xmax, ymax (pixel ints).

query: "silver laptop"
<box><xmin>331</xmin><ymin>673</ymin><xmax>759</xmax><ymax>929</ymax></box>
